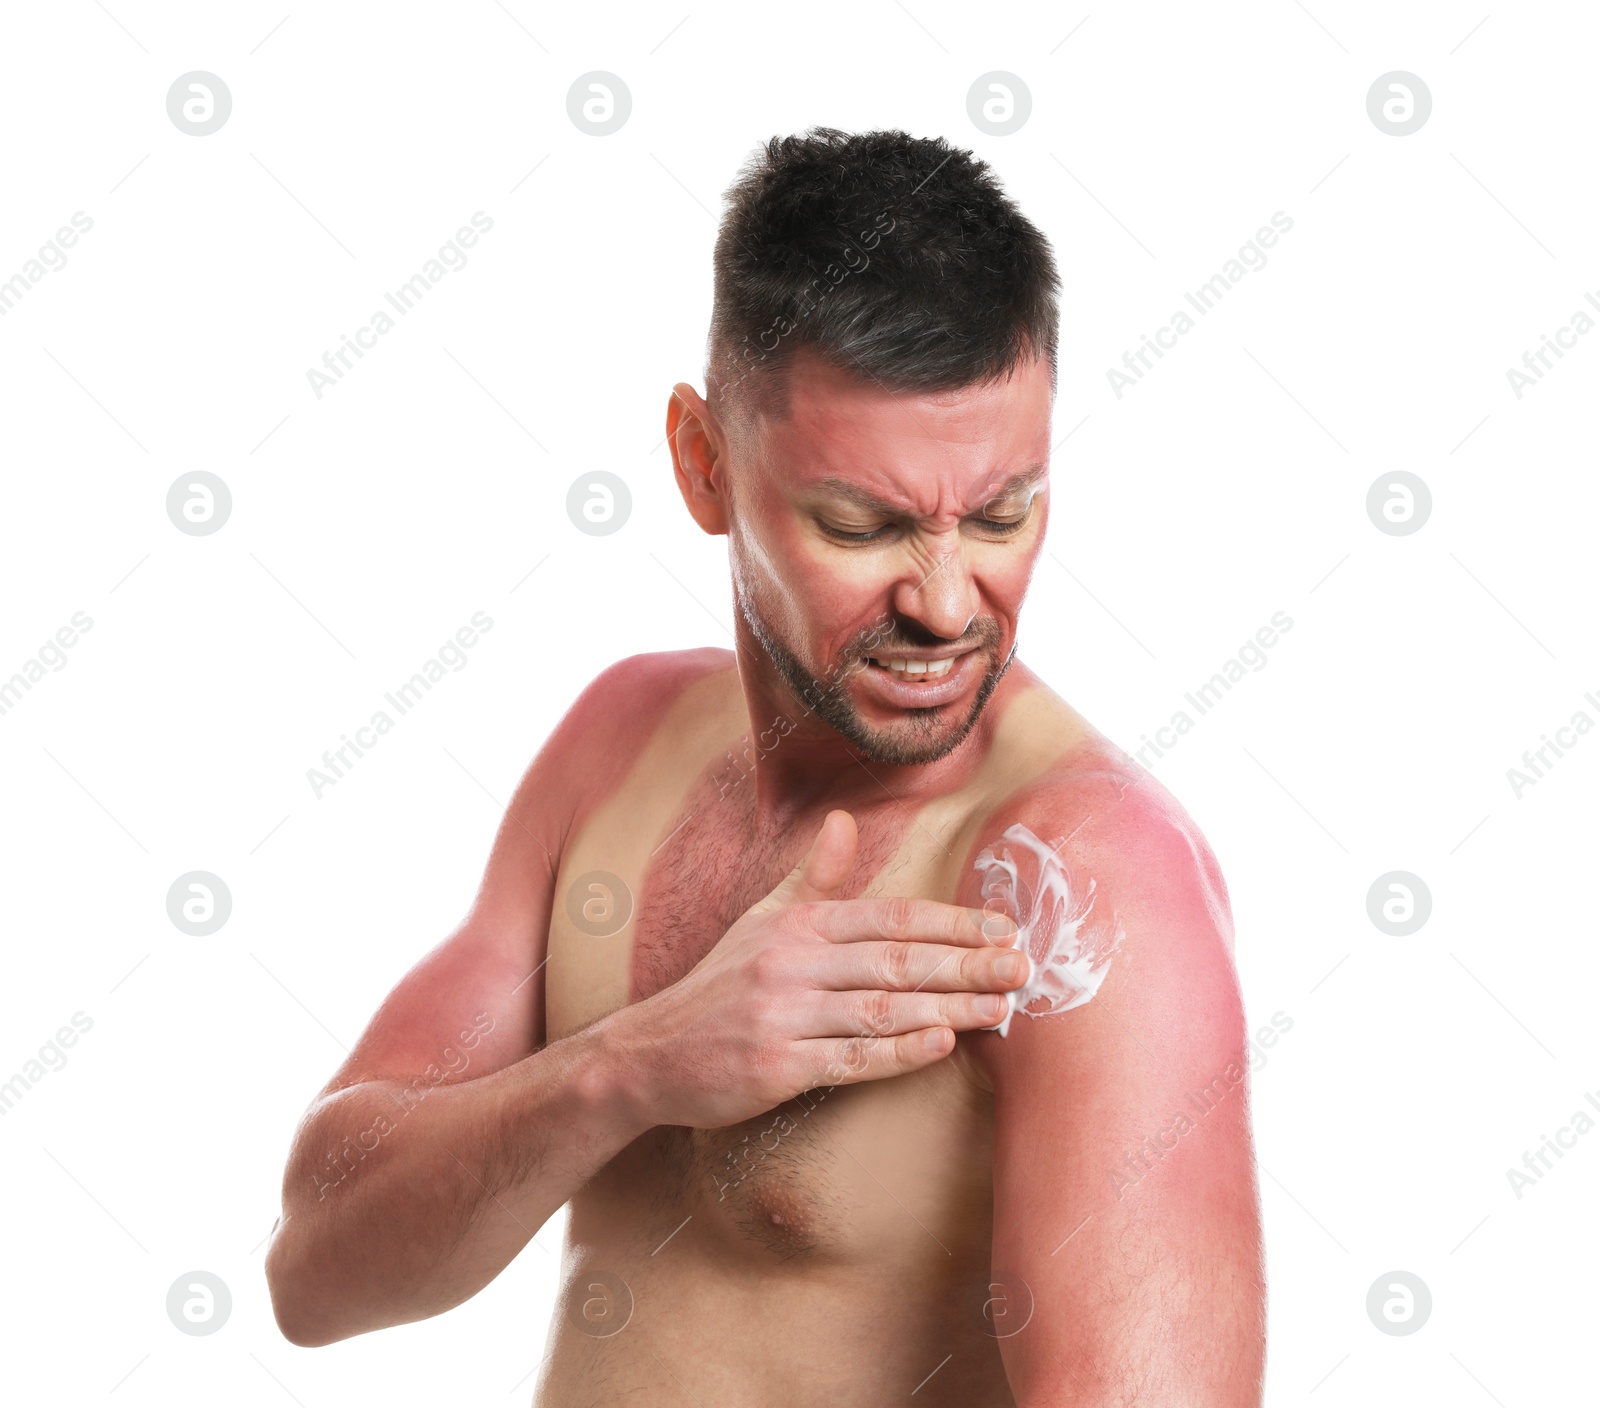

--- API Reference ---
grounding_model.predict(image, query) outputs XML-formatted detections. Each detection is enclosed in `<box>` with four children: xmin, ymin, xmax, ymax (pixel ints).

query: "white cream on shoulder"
<box><xmin>974</xmin><ymin>823</ymin><xmax>1123</xmax><ymax>1037</ymax></box>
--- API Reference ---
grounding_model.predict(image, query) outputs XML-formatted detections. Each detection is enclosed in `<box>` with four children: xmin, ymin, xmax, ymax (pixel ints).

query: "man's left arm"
<box><xmin>964</xmin><ymin>783</ymin><xmax>1265</xmax><ymax>1406</ymax></box>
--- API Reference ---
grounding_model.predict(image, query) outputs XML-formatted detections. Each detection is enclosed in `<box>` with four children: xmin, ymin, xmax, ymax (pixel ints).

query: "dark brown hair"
<box><xmin>707</xmin><ymin>127</ymin><xmax>1060</xmax><ymax>428</ymax></box>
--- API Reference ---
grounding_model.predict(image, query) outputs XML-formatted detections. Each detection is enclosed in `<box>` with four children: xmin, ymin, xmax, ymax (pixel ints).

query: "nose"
<box><xmin>892</xmin><ymin>534</ymin><xmax>979</xmax><ymax>640</ymax></box>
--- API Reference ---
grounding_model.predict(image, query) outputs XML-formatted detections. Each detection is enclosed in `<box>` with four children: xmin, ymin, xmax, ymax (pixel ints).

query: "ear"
<box><xmin>666</xmin><ymin>382</ymin><xmax>730</xmax><ymax>536</ymax></box>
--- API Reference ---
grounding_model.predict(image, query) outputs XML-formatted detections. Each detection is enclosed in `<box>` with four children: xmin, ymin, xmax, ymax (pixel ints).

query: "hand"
<box><xmin>611</xmin><ymin>810</ymin><xmax>1026</xmax><ymax>1129</ymax></box>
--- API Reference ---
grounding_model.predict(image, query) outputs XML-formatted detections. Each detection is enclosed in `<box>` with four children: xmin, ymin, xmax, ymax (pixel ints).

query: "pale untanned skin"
<box><xmin>263</xmin><ymin>349</ymin><xmax>1265</xmax><ymax>1406</ymax></box>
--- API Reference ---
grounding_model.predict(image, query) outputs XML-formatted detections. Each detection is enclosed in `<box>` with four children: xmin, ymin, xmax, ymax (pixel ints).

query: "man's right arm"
<box><xmin>265</xmin><ymin>1013</ymin><xmax>656</xmax><ymax>1346</ymax></box>
<box><xmin>265</xmin><ymin>660</ymin><xmax>1027</xmax><ymax>1346</ymax></box>
<box><xmin>263</xmin><ymin>660</ymin><xmax>662</xmax><ymax>1347</ymax></box>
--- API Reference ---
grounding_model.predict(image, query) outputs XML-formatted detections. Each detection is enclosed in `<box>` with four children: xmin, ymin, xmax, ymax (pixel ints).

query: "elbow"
<box><xmin>273</xmin><ymin>1307</ymin><xmax>338</xmax><ymax>1350</ymax></box>
<box><xmin>271</xmin><ymin>1306</ymin><xmax>339</xmax><ymax>1351</ymax></box>
<box><xmin>264</xmin><ymin>1220</ymin><xmax>347</xmax><ymax>1348</ymax></box>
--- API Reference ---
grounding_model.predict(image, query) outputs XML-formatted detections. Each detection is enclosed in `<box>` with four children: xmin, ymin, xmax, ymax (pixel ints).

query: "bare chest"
<box><xmin>626</xmin><ymin>773</ymin><xmax>913</xmax><ymax>1001</ymax></box>
<box><xmin>547</xmin><ymin>769</ymin><xmax>995</xmax><ymax>1267</ymax></box>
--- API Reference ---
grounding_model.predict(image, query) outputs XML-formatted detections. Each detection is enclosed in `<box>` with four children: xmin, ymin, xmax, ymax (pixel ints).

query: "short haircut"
<box><xmin>706</xmin><ymin>127</ymin><xmax>1061</xmax><ymax>431</ymax></box>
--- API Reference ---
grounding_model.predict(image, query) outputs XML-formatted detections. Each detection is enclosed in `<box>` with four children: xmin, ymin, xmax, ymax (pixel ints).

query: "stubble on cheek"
<box><xmin>731</xmin><ymin>511</ymin><xmax>864</xmax><ymax>672</ymax></box>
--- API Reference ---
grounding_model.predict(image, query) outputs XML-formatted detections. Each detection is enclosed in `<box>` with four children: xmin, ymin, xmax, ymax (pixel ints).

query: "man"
<box><xmin>266</xmin><ymin>127</ymin><xmax>1265</xmax><ymax>1405</ymax></box>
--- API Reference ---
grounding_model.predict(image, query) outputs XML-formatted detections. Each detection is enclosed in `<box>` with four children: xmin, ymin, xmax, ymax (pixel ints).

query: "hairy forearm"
<box><xmin>265</xmin><ymin>1012</ymin><xmax>651</xmax><ymax>1346</ymax></box>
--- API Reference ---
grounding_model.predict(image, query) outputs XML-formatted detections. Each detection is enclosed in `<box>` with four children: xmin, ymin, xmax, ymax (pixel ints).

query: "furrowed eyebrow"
<box><xmin>810</xmin><ymin>478</ymin><xmax>905</xmax><ymax>517</ymax></box>
<box><xmin>973</xmin><ymin>464</ymin><xmax>1048</xmax><ymax>510</ymax></box>
<box><xmin>810</xmin><ymin>463</ymin><xmax>1048</xmax><ymax>519</ymax></box>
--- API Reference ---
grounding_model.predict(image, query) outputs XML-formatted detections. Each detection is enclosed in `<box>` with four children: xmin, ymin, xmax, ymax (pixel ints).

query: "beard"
<box><xmin>738</xmin><ymin>596</ymin><xmax>1013</xmax><ymax>766</ymax></box>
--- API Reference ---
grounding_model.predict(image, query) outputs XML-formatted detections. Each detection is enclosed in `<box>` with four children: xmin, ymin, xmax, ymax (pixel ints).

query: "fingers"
<box><xmin>789</xmin><ymin>1026</ymin><xmax>960</xmax><ymax>1088</ymax></box>
<box><xmin>808</xmin><ymin>896</ymin><xmax>1016</xmax><ymax>949</ymax></box>
<box><xmin>797</xmin><ymin>988</ymin><xmax>1009</xmax><ymax>1037</ymax></box>
<box><xmin>752</xmin><ymin>810</ymin><xmax>859</xmax><ymax>914</ymax></box>
<box><xmin>810</xmin><ymin>940</ymin><xmax>1030</xmax><ymax>995</ymax></box>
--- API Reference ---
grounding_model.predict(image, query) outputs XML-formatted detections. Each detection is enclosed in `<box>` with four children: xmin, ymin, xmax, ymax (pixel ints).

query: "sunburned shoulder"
<box><xmin>959</xmin><ymin>746</ymin><xmax>1246</xmax><ymax>1086</ymax></box>
<box><xmin>555</xmin><ymin>647</ymin><xmax>741</xmax><ymax>757</ymax></box>
<box><xmin>964</xmin><ymin>674</ymin><xmax>1231</xmax><ymax>937</ymax></box>
<box><xmin>957</xmin><ymin>723</ymin><xmax>1238</xmax><ymax>1009</ymax></box>
<box><xmin>569</xmin><ymin>648</ymin><xmax>738</xmax><ymax>732</ymax></box>
<box><xmin>978</xmin><ymin>748</ymin><xmax>1234</xmax><ymax>953</ymax></box>
<box><xmin>527</xmin><ymin>648</ymin><xmax>739</xmax><ymax>844</ymax></box>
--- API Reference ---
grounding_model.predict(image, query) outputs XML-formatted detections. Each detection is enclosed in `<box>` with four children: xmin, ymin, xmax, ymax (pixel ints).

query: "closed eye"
<box><xmin>968</xmin><ymin>503</ymin><xmax>1034</xmax><ymax>537</ymax></box>
<box><xmin>815</xmin><ymin>502</ymin><xmax>1034</xmax><ymax>544</ymax></box>
<box><xmin>817</xmin><ymin>518</ymin><xmax>900</xmax><ymax>544</ymax></box>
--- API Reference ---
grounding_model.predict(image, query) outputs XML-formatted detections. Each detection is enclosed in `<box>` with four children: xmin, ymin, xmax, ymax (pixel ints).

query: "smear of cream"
<box><xmin>975</xmin><ymin>823</ymin><xmax>1123</xmax><ymax>1037</ymax></box>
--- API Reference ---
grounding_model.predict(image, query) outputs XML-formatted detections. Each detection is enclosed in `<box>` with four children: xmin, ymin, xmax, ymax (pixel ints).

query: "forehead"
<box><xmin>749</xmin><ymin>349</ymin><xmax>1053</xmax><ymax>514</ymax></box>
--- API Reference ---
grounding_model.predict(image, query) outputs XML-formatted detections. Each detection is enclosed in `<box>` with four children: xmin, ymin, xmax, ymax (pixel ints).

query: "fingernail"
<box><xmin>924</xmin><ymin>1028</ymin><xmax>949</xmax><ymax>1051</ymax></box>
<box><xmin>982</xmin><ymin>917</ymin><xmax>1018</xmax><ymax>945</ymax></box>
<box><xmin>996</xmin><ymin>953</ymin><xmax>1026</xmax><ymax>982</ymax></box>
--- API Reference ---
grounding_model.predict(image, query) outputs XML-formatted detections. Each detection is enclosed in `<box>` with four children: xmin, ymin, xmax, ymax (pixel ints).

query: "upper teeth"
<box><xmin>877</xmin><ymin>657</ymin><xmax>954</xmax><ymax>677</ymax></box>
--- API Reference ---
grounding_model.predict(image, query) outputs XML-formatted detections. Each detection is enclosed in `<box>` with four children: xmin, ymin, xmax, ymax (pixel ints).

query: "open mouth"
<box><xmin>867</xmin><ymin>655</ymin><xmax>958</xmax><ymax>680</ymax></box>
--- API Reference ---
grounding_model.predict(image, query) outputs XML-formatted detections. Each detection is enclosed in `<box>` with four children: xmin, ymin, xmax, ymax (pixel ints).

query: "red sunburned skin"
<box><xmin>302</xmin><ymin>347</ymin><xmax>1261</xmax><ymax>1406</ymax></box>
<box><xmin>670</xmin><ymin>345</ymin><xmax>1054</xmax><ymax>795</ymax></box>
<box><xmin>973</xmin><ymin>822</ymin><xmax>1125</xmax><ymax>1036</ymax></box>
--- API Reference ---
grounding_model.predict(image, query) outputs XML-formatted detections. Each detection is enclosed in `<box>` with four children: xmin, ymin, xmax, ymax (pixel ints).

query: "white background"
<box><xmin>1</xmin><ymin>1</ymin><xmax>1595</xmax><ymax>1403</ymax></box>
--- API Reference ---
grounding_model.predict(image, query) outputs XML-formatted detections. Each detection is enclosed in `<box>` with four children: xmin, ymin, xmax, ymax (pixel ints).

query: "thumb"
<box><xmin>756</xmin><ymin>810</ymin><xmax>858</xmax><ymax>912</ymax></box>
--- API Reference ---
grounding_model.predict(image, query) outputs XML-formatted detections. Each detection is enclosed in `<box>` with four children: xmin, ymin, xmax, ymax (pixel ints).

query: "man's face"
<box><xmin>719</xmin><ymin>350</ymin><xmax>1053</xmax><ymax>766</ymax></box>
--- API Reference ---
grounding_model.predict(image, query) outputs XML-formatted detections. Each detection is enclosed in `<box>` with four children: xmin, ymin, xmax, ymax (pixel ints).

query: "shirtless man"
<box><xmin>265</xmin><ymin>128</ymin><xmax>1265</xmax><ymax>1405</ymax></box>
